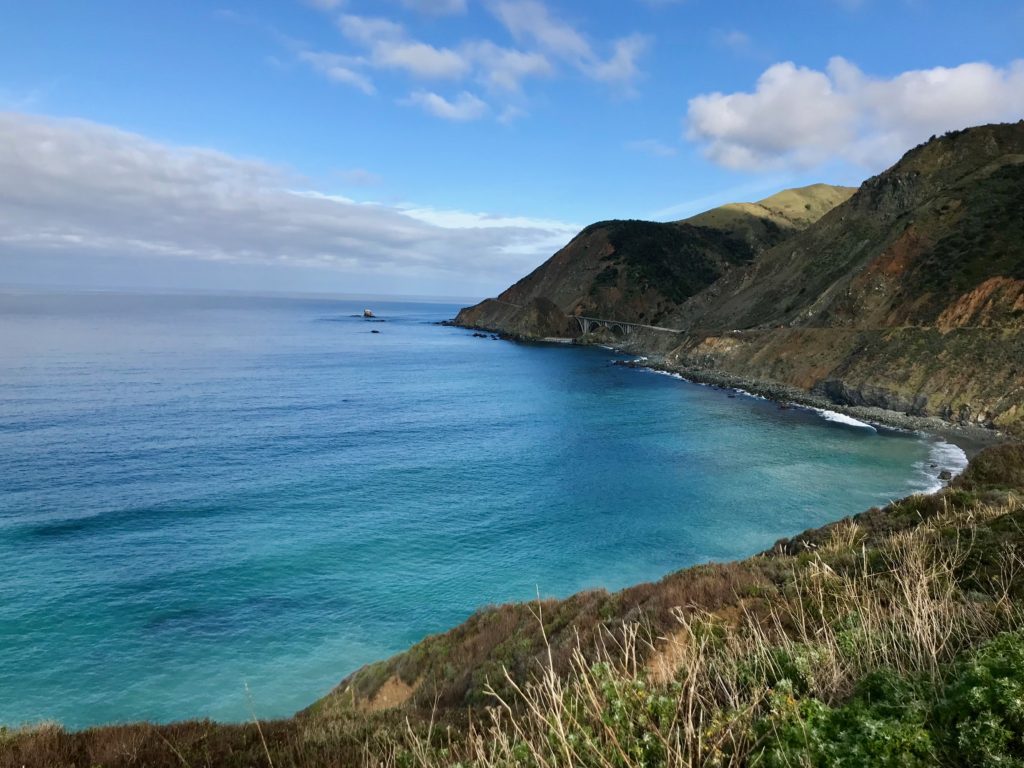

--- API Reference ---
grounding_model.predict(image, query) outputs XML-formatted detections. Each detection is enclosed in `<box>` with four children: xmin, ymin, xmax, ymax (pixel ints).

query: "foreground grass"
<box><xmin>399</xmin><ymin>500</ymin><xmax>1023</xmax><ymax>767</ymax></box>
<box><xmin>3</xmin><ymin>444</ymin><xmax>1023</xmax><ymax>767</ymax></box>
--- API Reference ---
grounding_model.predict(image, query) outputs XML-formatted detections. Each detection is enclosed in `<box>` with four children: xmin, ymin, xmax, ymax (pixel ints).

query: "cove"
<box><xmin>0</xmin><ymin>292</ymin><xmax>963</xmax><ymax>727</ymax></box>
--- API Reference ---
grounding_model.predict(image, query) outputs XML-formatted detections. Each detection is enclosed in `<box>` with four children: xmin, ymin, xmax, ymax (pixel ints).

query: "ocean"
<box><xmin>0</xmin><ymin>291</ymin><xmax>965</xmax><ymax>728</ymax></box>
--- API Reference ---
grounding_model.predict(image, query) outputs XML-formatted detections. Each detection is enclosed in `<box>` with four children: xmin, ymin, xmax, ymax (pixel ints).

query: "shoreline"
<box><xmin>449</xmin><ymin>321</ymin><xmax>1006</xmax><ymax>459</ymax></box>
<box><xmin>623</xmin><ymin>359</ymin><xmax>971</xmax><ymax>495</ymax></box>
<box><xmin>5</xmin><ymin>321</ymin><xmax>1002</xmax><ymax>734</ymax></box>
<box><xmin>452</xmin><ymin>320</ymin><xmax>984</xmax><ymax>502</ymax></box>
<box><xmin>610</xmin><ymin>355</ymin><xmax>1003</xmax><ymax>459</ymax></box>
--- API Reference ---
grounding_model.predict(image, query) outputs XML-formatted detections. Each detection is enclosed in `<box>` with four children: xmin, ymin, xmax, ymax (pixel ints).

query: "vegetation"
<box><xmin>680</xmin><ymin>184</ymin><xmax>856</xmax><ymax>253</ymax></box>
<box><xmin>923</xmin><ymin>163</ymin><xmax>1024</xmax><ymax>296</ymax></box>
<box><xmin>2</xmin><ymin>443</ymin><xmax>1023</xmax><ymax>767</ymax></box>
<box><xmin>457</xmin><ymin>124</ymin><xmax>1024</xmax><ymax>433</ymax></box>
<box><xmin>605</xmin><ymin>220</ymin><xmax>755</xmax><ymax>305</ymax></box>
<box><xmin>573</xmin><ymin>219</ymin><xmax>757</xmax><ymax>307</ymax></box>
<box><xmin>383</xmin><ymin>489</ymin><xmax>1024</xmax><ymax>767</ymax></box>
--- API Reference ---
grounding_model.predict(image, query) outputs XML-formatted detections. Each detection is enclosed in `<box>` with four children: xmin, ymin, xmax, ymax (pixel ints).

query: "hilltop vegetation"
<box><xmin>454</xmin><ymin>184</ymin><xmax>853</xmax><ymax>333</ymax></box>
<box><xmin>682</xmin><ymin>183</ymin><xmax>856</xmax><ymax>252</ymax></box>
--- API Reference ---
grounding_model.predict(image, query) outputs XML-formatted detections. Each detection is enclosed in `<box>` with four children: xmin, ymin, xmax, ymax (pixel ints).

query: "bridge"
<box><xmin>572</xmin><ymin>315</ymin><xmax>683</xmax><ymax>337</ymax></box>
<box><xmin>478</xmin><ymin>298</ymin><xmax>683</xmax><ymax>337</ymax></box>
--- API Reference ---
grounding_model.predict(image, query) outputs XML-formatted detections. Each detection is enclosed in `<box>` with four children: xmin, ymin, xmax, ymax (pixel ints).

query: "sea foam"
<box><xmin>810</xmin><ymin>408</ymin><xmax>877</xmax><ymax>431</ymax></box>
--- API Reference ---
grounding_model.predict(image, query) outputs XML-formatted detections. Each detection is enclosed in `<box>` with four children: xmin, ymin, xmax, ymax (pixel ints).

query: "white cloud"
<box><xmin>589</xmin><ymin>33</ymin><xmax>649</xmax><ymax>88</ymax></box>
<box><xmin>299</xmin><ymin>51</ymin><xmax>376</xmax><ymax>94</ymax></box>
<box><xmin>327</xmin><ymin>15</ymin><xmax>552</xmax><ymax>92</ymax></box>
<box><xmin>626</xmin><ymin>138</ymin><xmax>677</xmax><ymax>157</ymax></box>
<box><xmin>337</xmin><ymin>14</ymin><xmax>470</xmax><ymax>79</ymax></box>
<box><xmin>715</xmin><ymin>29</ymin><xmax>751</xmax><ymax>53</ymax></box>
<box><xmin>399</xmin><ymin>204</ymin><xmax>574</xmax><ymax>233</ymax></box>
<box><xmin>399</xmin><ymin>0</ymin><xmax>467</xmax><ymax>14</ymax></box>
<box><xmin>405</xmin><ymin>90</ymin><xmax>489</xmax><ymax>120</ymax></box>
<box><xmin>686</xmin><ymin>57</ymin><xmax>1024</xmax><ymax>171</ymax></box>
<box><xmin>463</xmin><ymin>40</ymin><xmax>552</xmax><ymax>91</ymax></box>
<box><xmin>0</xmin><ymin>112</ymin><xmax>578</xmax><ymax>292</ymax></box>
<box><xmin>377</xmin><ymin>40</ymin><xmax>471</xmax><ymax>78</ymax></box>
<box><xmin>491</xmin><ymin>0</ymin><xmax>591</xmax><ymax>62</ymax></box>
<box><xmin>489</xmin><ymin>0</ymin><xmax>648</xmax><ymax>89</ymax></box>
<box><xmin>337</xmin><ymin>14</ymin><xmax>405</xmax><ymax>44</ymax></box>
<box><xmin>497</xmin><ymin>104</ymin><xmax>527</xmax><ymax>123</ymax></box>
<box><xmin>338</xmin><ymin>168</ymin><xmax>383</xmax><ymax>186</ymax></box>
<box><xmin>298</xmin><ymin>4</ymin><xmax>641</xmax><ymax>117</ymax></box>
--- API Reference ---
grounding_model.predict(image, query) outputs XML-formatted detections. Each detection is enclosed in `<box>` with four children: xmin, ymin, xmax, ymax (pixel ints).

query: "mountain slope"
<box><xmin>682</xmin><ymin>182</ymin><xmax>856</xmax><ymax>251</ymax></box>
<box><xmin>455</xmin><ymin>122</ymin><xmax>1024</xmax><ymax>434</ymax></box>
<box><xmin>665</xmin><ymin>122</ymin><xmax>1024</xmax><ymax>432</ymax></box>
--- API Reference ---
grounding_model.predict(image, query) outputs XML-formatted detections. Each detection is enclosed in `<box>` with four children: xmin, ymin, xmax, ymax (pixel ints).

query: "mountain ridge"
<box><xmin>454</xmin><ymin>183</ymin><xmax>854</xmax><ymax>337</ymax></box>
<box><xmin>455</xmin><ymin>122</ymin><xmax>1024</xmax><ymax>435</ymax></box>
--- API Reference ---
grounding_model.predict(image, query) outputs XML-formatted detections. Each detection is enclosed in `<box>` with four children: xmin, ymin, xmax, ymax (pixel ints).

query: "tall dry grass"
<box><xmin>385</xmin><ymin>500</ymin><xmax>1023</xmax><ymax>768</ymax></box>
<box><xmin>4</xmin><ymin>498</ymin><xmax>1020</xmax><ymax>767</ymax></box>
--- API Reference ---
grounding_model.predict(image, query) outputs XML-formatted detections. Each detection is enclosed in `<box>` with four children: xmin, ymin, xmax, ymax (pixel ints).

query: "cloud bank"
<box><xmin>687</xmin><ymin>57</ymin><xmax>1024</xmax><ymax>170</ymax></box>
<box><xmin>300</xmin><ymin>0</ymin><xmax>648</xmax><ymax>120</ymax></box>
<box><xmin>0</xmin><ymin>112</ymin><xmax>579</xmax><ymax>294</ymax></box>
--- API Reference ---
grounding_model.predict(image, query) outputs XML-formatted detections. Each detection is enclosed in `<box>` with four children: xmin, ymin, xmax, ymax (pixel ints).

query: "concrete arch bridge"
<box><xmin>573</xmin><ymin>316</ymin><xmax>652</xmax><ymax>336</ymax></box>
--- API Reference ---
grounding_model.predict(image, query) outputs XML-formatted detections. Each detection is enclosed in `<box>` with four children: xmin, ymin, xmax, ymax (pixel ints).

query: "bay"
<box><xmin>0</xmin><ymin>291</ymin><xmax>962</xmax><ymax>727</ymax></box>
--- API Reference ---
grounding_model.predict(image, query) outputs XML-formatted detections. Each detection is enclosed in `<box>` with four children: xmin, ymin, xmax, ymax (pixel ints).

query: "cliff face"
<box><xmin>455</xmin><ymin>122</ymin><xmax>1024</xmax><ymax>435</ymax></box>
<box><xmin>666</xmin><ymin>122</ymin><xmax>1024</xmax><ymax>433</ymax></box>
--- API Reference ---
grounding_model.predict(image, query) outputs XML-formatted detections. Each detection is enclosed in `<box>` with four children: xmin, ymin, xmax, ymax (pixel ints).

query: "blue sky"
<box><xmin>1</xmin><ymin>0</ymin><xmax>1022</xmax><ymax>297</ymax></box>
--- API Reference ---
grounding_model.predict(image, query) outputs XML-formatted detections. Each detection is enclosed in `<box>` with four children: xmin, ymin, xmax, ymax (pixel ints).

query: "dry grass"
<box><xmin>385</xmin><ymin>499</ymin><xmax>1024</xmax><ymax>768</ymax></box>
<box><xmin>5</xmin><ymin>445</ymin><xmax>1023</xmax><ymax>768</ymax></box>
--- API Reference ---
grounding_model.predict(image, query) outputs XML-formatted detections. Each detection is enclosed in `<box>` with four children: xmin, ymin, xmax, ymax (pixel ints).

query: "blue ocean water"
<box><xmin>0</xmin><ymin>291</ymin><xmax>963</xmax><ymax>728</ymax></box>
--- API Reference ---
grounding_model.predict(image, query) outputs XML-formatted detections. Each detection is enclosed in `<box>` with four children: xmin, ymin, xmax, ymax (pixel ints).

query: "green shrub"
<box><xmin>753</xmin><ymin>632</ymin><xmax>1024</xmax><ymax>768</ymax></box>
<box><xmin>753</xmin><ymin>673</ymin><xmax>935</xmax><ymax>768</ymax></box>
<box><xmin>936</xmin><ymin>630</ymin><xmax>1024</xmax><ymax>766</ymax></box>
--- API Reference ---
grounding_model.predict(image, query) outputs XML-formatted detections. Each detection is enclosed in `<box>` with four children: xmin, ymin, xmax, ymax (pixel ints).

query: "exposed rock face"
<box><xmin>454</xmin><ymin>122</ymin><xmax>1024</xmax><ymax>435</ymax></box>
<box><xmin>936</xmin><ymin>277</ymin><xmax>1024</xmax><ymax>332</ymax></box>
<box><xmin>664</xmin><ymin>122</ymin><xmax>1024</xmax><ymax>433</ymax></box>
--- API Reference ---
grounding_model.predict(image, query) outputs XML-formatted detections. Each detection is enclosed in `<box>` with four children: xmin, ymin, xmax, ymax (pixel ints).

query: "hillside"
<box><xmin>454</xmin><ymin>184</ymin><xmax>854</xmax><ymax>336</ymax></box>
<box><xmin>9</xmin><ymin>443</ymin><xmax>1024</xmax><ymax>767</ymax></box>
<box><xmin>682</xmin><ymin>182</ymin><xmax>856</xmax><ymax>250</ymax></box>
<box><xmin>456</xmin><ymin>122</ymin><xmax>1024</xmax><ymax>435</ymax></box>
<box><xmin>665</xmin><ymin>122</ymin><xmax>1024</xmax><ymax>434</ymax></box>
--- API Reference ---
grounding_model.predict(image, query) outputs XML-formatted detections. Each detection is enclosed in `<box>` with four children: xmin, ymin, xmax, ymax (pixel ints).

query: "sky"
<box><xmin>1</xmin><ymin>1</ymin><xmax>1022</xmax><ymax>299</ymax></box>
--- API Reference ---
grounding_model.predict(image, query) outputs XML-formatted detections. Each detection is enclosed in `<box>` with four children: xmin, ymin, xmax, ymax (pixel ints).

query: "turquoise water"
<box><xmin>0</xmin><ymin>292</ymin><xmax>962</xmax><ymax>728</ymax></box>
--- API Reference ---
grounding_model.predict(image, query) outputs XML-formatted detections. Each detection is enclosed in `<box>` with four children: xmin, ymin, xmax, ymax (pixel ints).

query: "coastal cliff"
<box><xmin>7</xmin><ymin>125</ymin><xmax>1024</xmax><ymax>768</ymax></box>
<box><xmin>456</xmin><ymin>122</ymin><xmax>1024</xmax><ymax>436</ymax></box>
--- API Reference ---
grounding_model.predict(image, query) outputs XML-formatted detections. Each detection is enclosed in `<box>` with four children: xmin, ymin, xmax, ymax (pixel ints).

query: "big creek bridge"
<box><xmin>480</xmin><ymin>298</ymin><xmax>683</xmax><ymax>337</ymax></box>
